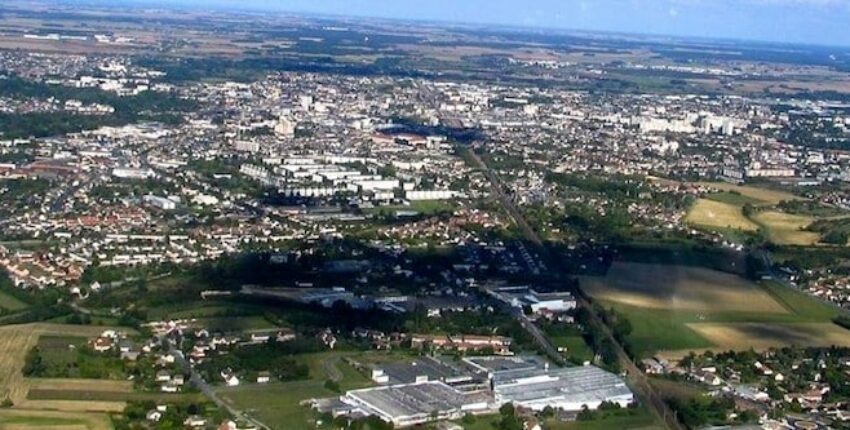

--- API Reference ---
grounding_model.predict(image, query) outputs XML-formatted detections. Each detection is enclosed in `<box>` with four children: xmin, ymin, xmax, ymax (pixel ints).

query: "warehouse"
<box><xmin>493</xmin><ymin>365</ymin><xmax>634</xmax><ymax>411</ymax></box>
<box><xmin>341</xmin><ymin>381</ymin><xmax>490</xmax><ymax>427</ymax></box>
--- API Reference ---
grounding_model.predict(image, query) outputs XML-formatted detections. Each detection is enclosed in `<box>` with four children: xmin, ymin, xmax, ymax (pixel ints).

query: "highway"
<box><xmin>465</xmin><ymin>147</ymin><xmax>684</xmax><ymax>430</ymax></box>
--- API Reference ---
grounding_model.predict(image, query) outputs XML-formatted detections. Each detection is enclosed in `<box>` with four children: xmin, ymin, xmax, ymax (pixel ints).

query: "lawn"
<box><xmin>685</xmin><ymin>199</ymin><xmax>758</xmax><ymax>231</ymax></box>
<box><xmin>544</xmin><ymin>324</ymin><xmax>595</xmax><ymax>364</ymax></box>
<box><xmin>216</xmin><ymin>351</ymin><xmax>373</xmax><ymax>429</ymax></box>
<box><xmin>218</xmin><ymin>380</ymin><xmax>332</xmax><ymax>430</ymax></box>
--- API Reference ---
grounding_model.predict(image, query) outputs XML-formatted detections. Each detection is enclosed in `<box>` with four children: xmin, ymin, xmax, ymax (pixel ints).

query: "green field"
<box><xmin>583</xmin><ymin>262</ymin><xmax>850</xmax><ymax>357</ymax></box>
<box><xmin>704</xmin><ymin>191</ymin><xmax>761</xmax><ymax>207</ymax></box>
<box><xmin>32</xmin><ymin>335</ymin><xmax>127</xmax><ymax>379</ymax></box>
<box><xmin>27</xmin><ymin>388</ymin><xmax>206</xmax><ymax>403</ymax></box>
<box><xmin>216</xmin><ymin>352</ymin><xmax>372</xmax><ymax>429</ymax></box>
<box><xmin>0</xmin><ymin>290</ymin><xmax>29</xmax><ymax>312</ymax></box>
<box><xmin>544</xmin><ymin>408</ymin><xmax>661</xmax><ymax>430</ymax></box>
<box><xmin>544</xmin><ymin>325</ymin><xmax>595</xmax><ymax>364</ymax></box>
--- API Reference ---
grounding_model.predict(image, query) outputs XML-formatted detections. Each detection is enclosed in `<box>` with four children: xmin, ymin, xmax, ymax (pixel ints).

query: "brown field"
<box><xmin>687</xmin><ymin>322</ymin><xmax>850</xmax><ymax>350</ymax></box>
<box><xmin>0</xmin><ymin>324</ymin><xmax>134</xmax><ymax>415</ymax></box>
<box><xmin>685</xmin><ymin>199</ymin><xmax>759</xmax><ymax>231</ymax></box>
<box><xmin>694</xmin><ymin>182</ymin><xmax>802</xmax><ymax>205</ymax></box>
<box><xmin>582</xmin><ymin>262</ymin><xmax>788</xmax><ymax>313</ymax></box>
<box><xmin>26</xmin><ymin>379</ymin><xmax>132</xmax><ymax>393</ymax></box>
<box><xmin>752</xmin><ymin>211</ymin><xmax>820</xmax><ymax>246</ymax></box>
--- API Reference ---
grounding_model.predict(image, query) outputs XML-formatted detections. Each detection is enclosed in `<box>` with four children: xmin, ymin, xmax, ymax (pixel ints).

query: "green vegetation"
<box><xmin>114</xmin><ymin>401</ymin><xmax>226</xmax><ymax>430</ymax></box>
<box><xmin>588</xmin><ymin>278</ymin><xmax>847</xmax><ymax>357</ymax></box>
<box><xmin>22</xmin><ymin>336</ymin><xmax>127</xmax><ymax>379</ymax></box>
<box><xmin>197</xmin><ymin>340</ymin><xmax>317</xmax><ymax>384</ymax></box>
<box><xmin>543</xmin><ymin>323</ymin><xmax>595</xmax><ymax>364</ymax></box>
<box><xmin>807</xmin><ymin>217</ymin><xmax>850</xmax><ymax>245</ymax></box>
<box><xmin>216</xmin><ymin>353</ymin><xmax>371</xmax><ymax>429</ymax></box>
<box><xmin>548</xmin><ymin>404</ymin><xmax>659</xmax><ymax>430</ymax></box>
<box><xmin>0</xmin><ymin>76</ymin><xmax>196</xmax><ymax>138</ymax></box>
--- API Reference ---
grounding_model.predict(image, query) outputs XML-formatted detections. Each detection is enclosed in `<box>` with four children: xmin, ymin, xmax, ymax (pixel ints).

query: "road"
<box><xmin>163</xmin><ymin>337</ymin><xmax>271</xmax><ymax>430</ymax></box>
<box><xmin>466</xmin><ymin>147</ymin><xmax>683</xmax><ymax>430</ymax></box>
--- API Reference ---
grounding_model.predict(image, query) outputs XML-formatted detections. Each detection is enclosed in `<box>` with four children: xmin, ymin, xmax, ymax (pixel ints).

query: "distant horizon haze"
<box><xmin>95</xmin><ymin>0</ymin><xmax>850</xmax><ymax>47</ymax></box>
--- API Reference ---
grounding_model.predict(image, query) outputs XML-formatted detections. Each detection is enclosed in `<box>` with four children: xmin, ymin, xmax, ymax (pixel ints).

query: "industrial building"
<box><xmin>492</xmin><ymin>365</ymin><xmax>634</xmax><ymax>411</ymax></box>
<box><xmin>341</xmin><ymin>381</ymin><xmax>490</xmax><ymax>427</ymax></box>
<box><xmin>316</xmin><ymin>355</ymin><xmax>635</xmax><ymax>427</ymax></box>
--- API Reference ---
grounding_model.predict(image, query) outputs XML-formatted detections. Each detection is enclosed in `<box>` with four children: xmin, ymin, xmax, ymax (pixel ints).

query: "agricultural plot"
<box><xmin>687</xmin><ymin>322</ymin><xmax>850</xmax><ymax>351</ymax></box>
<box><xmin>694</xmin><ymin>182</ymin><xmax>802</xmax><ymax>205</ymax></box>
<box><xmin>751</xmin><ymin>211</ymin><xmax>820</xmax><ymax>246</ymax></box>
<box><xmin>0</xmin><ymin>409</ymin><xmax>112</xmax><ymax>430</ymax></box>
<box><xmin>582</xmin><ymin>262</ymin><xmax>787</xmax><ymax>313</ymax></box>
<box><xmin>0</xmin><ymin>323</ymin><xmax>135</xmax><ymax>415</ymax></box>
<box><xmin>685</xmin><ymin>199</ymin><xmax>758</xmax><ymax>231</ymax></box>
<box><xmin>581</xmin><ymin>263</ymin><xmax>850</xmax><ymax>358</ymax></box>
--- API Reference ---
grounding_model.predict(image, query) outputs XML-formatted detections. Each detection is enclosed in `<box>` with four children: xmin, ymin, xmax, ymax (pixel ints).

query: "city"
<box><xmin>1</xmin><ymin>1</ymin><xmax>850</xmax><ymax>430</ymax></box>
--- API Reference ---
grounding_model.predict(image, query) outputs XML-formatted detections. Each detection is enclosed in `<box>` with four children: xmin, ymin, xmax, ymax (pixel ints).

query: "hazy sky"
<box><xmin>117</xmin><ymin>0</ymin><xmax>850</xmax><ymax>46</ymax></box>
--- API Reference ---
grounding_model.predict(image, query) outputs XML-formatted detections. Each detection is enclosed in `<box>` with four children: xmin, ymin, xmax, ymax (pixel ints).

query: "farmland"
<box><xmin>581</xmin><ymin>263</ymin><xmax>850</xmax><ymax>358</ymax></box>
<box><xmin>685</xmin><ymin>199</ymin><xmax>758</xmax><ymax>231</ymax></box>
<box><xmin>694</xmin><ymin>182</ymin><xmax>802</xmax><ymax>205</ymax></box>
<box><xmin>0</xmin><ymin>323</ymin><xmax>140</xmax><ymax>427</ymax></box>
<box><xmin>751</xmin><ymin>211</ymin><xmax>820</xmax><ymax>246</ymax></box>
<box><xmin>582</xmin><ymin>262</ymin><xmax>787</xmax><ymax>313</ymax></box>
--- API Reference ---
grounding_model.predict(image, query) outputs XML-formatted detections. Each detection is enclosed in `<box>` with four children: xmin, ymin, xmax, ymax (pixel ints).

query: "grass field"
<box><xmin>687</xmin><ymin>322</ymin><xmax>850</xmax><ymax>351</ymax></box>
<box><xmin>0</xmin><ymin>290</ymin><xmax>29</xmax><ymax>312</ymax></box>
<box><xmin>581</xmin><ymin>263</ymin><xmax>850</xmax><ymax>358</ymax></box>
<box><xmin>752</xmin><ymin>211</ymin><xmax>820</xmax><ymax>246</ymax></box>
<box><xmin>685</xmin><ymin>199</ymin><xmax>759</xmax><ymax>231</ymax></box>
<box><xmin>695</xmin><ymin>182</ymin><xmax>802</xmax><ymax>205</ymax></box>
<box><xmin>0</xmin><ymin>409</ymin><xmax>112</xmax><ymax>430</ymax></box>
<box><xmin>544</xmin><ymin>408</ymin><xmax>661</xmax><ymax>430</ymax></box>
<box><xmin>216</xmin><ymin>352</ymin><xmax>372</xmax><ymax>430</ymax></box>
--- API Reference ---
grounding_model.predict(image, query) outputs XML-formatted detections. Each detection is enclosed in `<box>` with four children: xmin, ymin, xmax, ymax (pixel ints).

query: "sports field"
<box><xmin>685</xmin><ymin>199</ymin><xmax>758</xmax><ymax>231</ymax></box>
<box><xmin>581</xmin><ymin>263</ymin><xmax>850</xmax><ymax>358</ymax></box>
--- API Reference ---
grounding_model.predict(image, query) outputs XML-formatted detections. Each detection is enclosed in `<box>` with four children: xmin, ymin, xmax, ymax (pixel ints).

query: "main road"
<box><xmin>465</xmin><ymin>147</ymin><xmax>683</xmax><ymax>430</ymax></box>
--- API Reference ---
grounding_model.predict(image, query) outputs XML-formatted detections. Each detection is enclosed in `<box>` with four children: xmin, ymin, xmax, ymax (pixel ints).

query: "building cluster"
<box><xmin>657</xmin><ymin>348</ymin><xmax>850</xmax><ymax>429</ymax></box>
<box><xmin>313</xmin><ymin>355</ymin><xmax>633</xmax><ymax>427</ymax></box>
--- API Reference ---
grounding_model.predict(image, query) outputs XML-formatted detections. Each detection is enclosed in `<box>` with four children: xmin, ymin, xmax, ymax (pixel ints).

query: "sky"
<box><xmin>114</xmin><ymin>0</ymin><xmax>850</xmax><ymax>47</ymax></box>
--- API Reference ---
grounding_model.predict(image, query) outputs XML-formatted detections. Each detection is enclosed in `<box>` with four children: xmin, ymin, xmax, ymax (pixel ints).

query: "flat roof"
<box><xmin>346</xmin><ymin>381</ymin><xmax>470</xmax><ymax>419</ymax></box>
<box><xmin>378</xmin><ymin>356</ymin><xmax>472</xmax><ymax>385</ymax></box>
<box><xmin>494</xmin><ymin>365</ymin><xmax>633</xmax><ymax>407</ymax></box>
